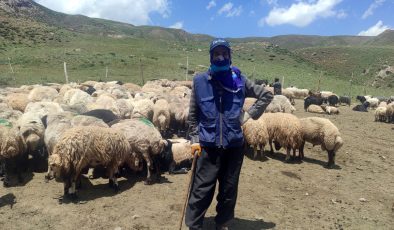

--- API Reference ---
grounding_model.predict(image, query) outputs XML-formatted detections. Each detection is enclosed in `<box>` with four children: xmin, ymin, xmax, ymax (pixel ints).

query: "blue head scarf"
<box><xmin>209</xmin><ymin>38</ymin><xmax>243</xmax><ymax>91</ymax></box>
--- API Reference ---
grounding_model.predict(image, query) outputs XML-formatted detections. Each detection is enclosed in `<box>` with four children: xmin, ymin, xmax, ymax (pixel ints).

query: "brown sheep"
<box><xmin>48</xmin><ymin>126</ymin><xmax>132</xmax><ymax>198</ymax></box>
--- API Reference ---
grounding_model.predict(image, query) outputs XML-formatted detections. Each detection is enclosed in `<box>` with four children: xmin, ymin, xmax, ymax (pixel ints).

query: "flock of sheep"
<box><xmin>3</xmin><ymin>78</ymin><xmax>385</xmax><ymax>200</ymax></box>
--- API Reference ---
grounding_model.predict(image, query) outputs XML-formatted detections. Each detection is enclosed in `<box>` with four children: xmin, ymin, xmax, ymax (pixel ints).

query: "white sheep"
<box><xmin>0</xmin><ymin>125</ymin><xmax>27</xmax><ymax>187</ymax></box>
<box><xmin>5</xmin><ymin>93</ymin><xmax>29</xmax><ymax>112</ymax></box>
<box><xmin>300</xmin><ymin>117</ymin><xmax>344</xmax><ymax>168</ymax></box>
<box><xmin>242</xmin><ymin>117</ymin><xmax>269</xmax><ymax>159</ymax></box>
<box><xmin>374</xmin><ymin>107</ymin><xmax>387</xmax><ymax>122</ymax></box>
<box><xmin>159</xmin><ymin>138</ymin><xmax>193</xmax><ymax>174</ymax></box>
<box><xmin>111</xmin><ymin>118</ymin><xmax>167</xmax><ymax>184</ymax></box>
<box><xmin>48</xmin><ymin>126</ymin><xmax>132</xmax><ymax>198</ymax></box>
<box><xmin>131</xmin><ymin>98</ymin><xmax>154</xmax><ymax>121</ymax></box>
<box><xmin>153</xmin><ymin>99</ymin><xmax>171</xmax><ymax>134</ymax></box>
<box><xmin>260</xmin><ymin>113</ymin><xmax>304</xmax><ymax>162</ymax></box>
<box><xmin>307</xmin><ymin>104</ymin><xmax>325</xmax><ymax>114</ymax></box>
<box><xmin>28</xmin><ymin>86</ymin><xmax>59</xmax><ymax>102</ymax></box>
<box><xmin>321</xmin><ymin>105</ymin><xmax>339</xmax><ymax>115</ymax></box>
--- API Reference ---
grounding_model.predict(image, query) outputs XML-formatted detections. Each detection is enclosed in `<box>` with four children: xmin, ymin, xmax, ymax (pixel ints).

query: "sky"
<box><xmin>33</xmin><ymin>0</ymin><xmax>394</xmax><ymax>38</ymax></box>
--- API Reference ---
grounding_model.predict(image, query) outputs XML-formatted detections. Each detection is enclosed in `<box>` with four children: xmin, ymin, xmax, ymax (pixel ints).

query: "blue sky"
<box><xmin>33</xmin><ymin>0</ymin><xmax>394</xmax><ymax>38</ymax></box>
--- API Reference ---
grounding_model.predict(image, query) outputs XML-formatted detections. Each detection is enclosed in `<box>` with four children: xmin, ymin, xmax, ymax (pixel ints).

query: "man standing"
<box><xmin>185</xmin><ymin>38</ymin><xmax>273</xmax><ymax>230</ymax></box>
<box><xmin>272</xmin><ymin>77</ymin><xmax>282</xmax><ymax>95</ymax></box>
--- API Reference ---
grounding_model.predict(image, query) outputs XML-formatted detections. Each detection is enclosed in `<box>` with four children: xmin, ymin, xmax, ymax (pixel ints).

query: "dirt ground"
<box><xmin>1</xmin><ymin>99</ymin><xmax>393</xmax><ymax>230</ymax></box>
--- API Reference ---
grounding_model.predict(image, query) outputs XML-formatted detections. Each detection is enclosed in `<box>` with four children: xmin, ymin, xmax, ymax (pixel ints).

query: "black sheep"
<box><xmin>352</xmin><ymin>101</ymin><xmax>370</xmax><ymax>112</ymax></box>
<box><xmin>304</xmin><ymin>96</ymin><xmax>324</xmax><ymax>111</ymax></box>
<box><xmin>339</xmin><ymin>96</ymin><xmax>351</xmax><ymax>106</ymax></box>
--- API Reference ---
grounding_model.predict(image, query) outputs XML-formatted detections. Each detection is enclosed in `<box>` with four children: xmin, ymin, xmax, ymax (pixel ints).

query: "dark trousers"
<box><xmin>185</xmin><ymin>146</ymin><xmax>244</xmax><ymax>229</ymax></box>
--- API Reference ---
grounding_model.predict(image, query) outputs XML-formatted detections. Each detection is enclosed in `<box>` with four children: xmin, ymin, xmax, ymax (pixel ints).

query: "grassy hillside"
<box><xmin>0</xmin><ymin>1</ymin><xmax>393</xmax><ymax>97</ymax></box>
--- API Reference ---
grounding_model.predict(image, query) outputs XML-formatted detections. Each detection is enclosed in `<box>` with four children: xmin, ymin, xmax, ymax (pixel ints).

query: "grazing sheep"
<box><xmin>111</xmin><ymin>118</ymin><xmax>167</xmax><ymax>184</ymax></box>
<box><xmin>153</xmin><ymin>99</ymin><xmax>171</xmax><ymax>135</ymax></box>
<box><xmin>339</xmin><ymin>96</ymin><xmax>351</xmax><ymax>106</ymax></box>
<box><xmin>285</xmin><ymin>87</ymin><xmax>309</xmax><ymax>99</ymax></box>
<box><xmin>48</xmin><ymin>126</ymin><xmax>132</xmax><ymax>198</ymax></box>
<box><xmin>131</xmin><ymin>98</ymin><xmax>155</xmax><ymax>121</ymax></box>
<box><xmin>300</xmin><ymin>117</ymin><xmax>344</xmax><ymax>168</ymax></box>
<box><xmin>260</xmin><ymin>113</ymin><xmax>303</xmax><ymax>162</ymax></box>
<box><xmin>374</xmin><ymin>107</ymin><xmax>387</xmax><ymax>122</ymax></box>
<box><xmin>6</xmin><ymin>93</ymin><xmax>29</xmax><ymax>112</ymax></box>
<box><xmin>16</xmin><ymin>112</ymin><xmax>46</xmax><ymax>159</ymax></box>
<box><xmin>24</xmin><ymin>102</ymin><xmax>64</xmax><ymax>119</ymax></box>
<box><xmin>386</xmin><ymin>103</ymin><xmax>394</xmax><ymax>123</ymax></box>
<box><xmin>327</xmin><ymin>95</ymin><xmax>339</xmax><ymax>107</ymax></box>
<box><xmin>378</xmin><ymin>101</ymin><xmax>387</xmax><ymax>108</ymax></box>
<box><xmin>304</xmin><ymin>96</ymin><xmax>324</xmax><ymax>111</ymax></box>
<box><xmin>242</xmin><ymin>117</ymin><xmax>269</xmax><ymax>159</ymax></box>
<box><xmin>168</xmin><ymin>97</ymin><xmax>189</xmax><ymax>137</ymax></box>
<box><xmin>159</xmin><ymin>138</ymin><xmax>193</xmax><ymax>174</ymax></box>
<box><xmin>366</xmin><ymin>98</ymin><xmax>379</xmax><ymax>109</ymax></box>
<box><xmin>28</xmin><ymin>86</ymin><xmax>58</xmax><ymax>102</ymax></box>
<box><xmin>0</xmin><ymin>125</ymin><xmax>27</xmax><ymax>187</ymax></box>
<box><xmin>307</xmin><ymin>104</ymin><xmax>325</xmax><ymax>114</ymax></box>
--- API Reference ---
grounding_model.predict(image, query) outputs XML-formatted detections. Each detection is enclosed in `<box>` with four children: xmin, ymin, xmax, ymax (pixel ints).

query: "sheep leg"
<box><xmin>142</xmin><ymin>152</ymin><xmax>154</xmax><ymax>185</ymax></box>
<box><xmin>269</xmin><ymin>140</ymin><xmax>274</xmax><ymax>154</ymax></box>
<box><xmin>327</xmin><ymin>150</ymin><xmax>335</xmax><ymax>168</ymax></box>
<box><xmin>3</xmin><ymin>160</ymin><xmax>10</xmax><ymax>187</ymax></box>
<box><xmin>108</xmin><ymin>166</ymin><xmax>120</xmax><ymax>192</ymax></box>
<box><xmin>253</xmin><ymin>145</ymin><xmax>258</xmax><ymax>159</ymax></box>
<box><xmin>299</xmin><ymin>142</ymin><xmax>305</xmax><ymax>160</ymax></box>
<box><xmin>285</xmin><ymin>148</ymin><xmax>291</xmax><ymax>162</ymax></box>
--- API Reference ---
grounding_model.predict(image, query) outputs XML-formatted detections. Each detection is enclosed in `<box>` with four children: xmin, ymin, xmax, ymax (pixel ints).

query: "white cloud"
<box><xmin>362</xmin><ymin>0</ymin><xmax>385</xmax><ymax>19</ymax></box>
<box><xmin>336</xmin><ymin>9</ymin><xmax>347</xmax><ymax>19</ymax></box>
<box><xmin>358</xmin><ymin>20</ymin><xmax>390</xmax><ymax>36</ymax></box>
<box><xmin>266</xmin><ymin>0</ymin><xmax>278</xmax><ymax>6</ymax></box>
<box><xmin>169</xmin><ymin>21</ymin><xmax>183</xmax><ymax>29</ymax></box>
<box><xmin>33</xmin><ymin>0</ymin><xmax>170</xmax><ymax>26</ymax></box>
<box><xmin>261</xmin><ymin>0</ymin><xmax>343</xmax><ymax>27</ymax></box>
<box><xmin>218</xmin><ymin>2</ymin><xmax>243</xmax><ymax>17</ymax></box>
<box><xmin>206</xmin><ymin>1</ymin><xmax>216</xmax><ymax>10</ymax></box>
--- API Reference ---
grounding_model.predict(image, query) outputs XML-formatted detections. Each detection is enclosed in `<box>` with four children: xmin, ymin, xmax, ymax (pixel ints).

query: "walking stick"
<box><xmin>178</xmin><ymin>152</ymin><xmax>198</xmax><ymax>230</ymax></box>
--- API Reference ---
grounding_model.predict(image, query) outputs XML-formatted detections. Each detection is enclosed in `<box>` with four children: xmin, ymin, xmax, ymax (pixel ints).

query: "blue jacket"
<box><xmin>188</xmin><ymin>70</ymin><xmax>273</xmax><ymax>149</ymax></box>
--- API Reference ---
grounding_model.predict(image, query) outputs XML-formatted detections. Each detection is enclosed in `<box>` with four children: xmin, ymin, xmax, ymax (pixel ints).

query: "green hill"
<box><xmin>0</xmin><ymin>0</ymin><xmax>393</xmax><ymax>96</ymax></box>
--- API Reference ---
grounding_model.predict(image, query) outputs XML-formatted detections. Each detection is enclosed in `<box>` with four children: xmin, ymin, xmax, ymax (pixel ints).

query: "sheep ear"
<box><xmin>161</xmin><ymin>139</ymin><xmax>169</xmax><ymax>147</ymax></box>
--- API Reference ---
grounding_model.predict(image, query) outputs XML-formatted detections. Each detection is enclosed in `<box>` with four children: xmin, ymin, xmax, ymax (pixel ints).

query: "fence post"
<box><xmin>185</xmin><ymin>56</ymin><xmax>189</xmax><ymax>81</ymax></box>
<box><xmin>139</xmin><ymin>58</ymin><xmax>145</xmax><ymax>85</ymax></box>
<box><xmin>64</xmin><ymin>62</ymin><xmax>69</xmax><ymax>84</ymax></box>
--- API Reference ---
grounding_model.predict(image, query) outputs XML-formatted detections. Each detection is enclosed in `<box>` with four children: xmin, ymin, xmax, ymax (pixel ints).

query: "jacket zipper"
<box><xmin>219</xmin><ymin>93</ymin><xmax>223</xmax><ymax>147</ymax></box>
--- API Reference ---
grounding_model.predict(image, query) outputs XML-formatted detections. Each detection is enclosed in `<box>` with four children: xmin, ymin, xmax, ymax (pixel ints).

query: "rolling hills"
<box><xmin>0</xmin><ymin>0</ymin><xmax>393</xmax><ymax>96</ymax></box>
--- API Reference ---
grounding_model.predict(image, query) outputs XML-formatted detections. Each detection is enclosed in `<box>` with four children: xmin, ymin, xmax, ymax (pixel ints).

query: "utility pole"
<box><xmin>8</xmin><ymin>57</ymin><xmax>15</xmax><ymax>81</ymax></box>
<box><xmin>105</xmin><ymin>66</ymin><xmax>108</xmax><ymax>80</ymax></box>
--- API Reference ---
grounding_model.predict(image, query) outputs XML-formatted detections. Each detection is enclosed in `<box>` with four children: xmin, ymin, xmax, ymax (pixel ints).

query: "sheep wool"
<box><xmin>300</xmin><ymin>117</ymin><xmax>344</xmax><ymax>167</ymax></box>
<box><xmin>49</xmin><ymin>126</ymin><xmax>131</xmax><ymax>196</ymax></box>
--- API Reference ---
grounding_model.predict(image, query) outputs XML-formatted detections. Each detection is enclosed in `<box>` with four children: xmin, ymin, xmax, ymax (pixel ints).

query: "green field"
<box><xmin>0</xmin><ymin>5</ymin><xmax>393</xmax><ymax>97</ymax></box>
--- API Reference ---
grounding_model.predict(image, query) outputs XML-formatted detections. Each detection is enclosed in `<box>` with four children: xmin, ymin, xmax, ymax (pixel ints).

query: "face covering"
<box><xmin>210</xmin><ymin>58</ymin><xmax>231</xmax><ymax>72</ymax></box>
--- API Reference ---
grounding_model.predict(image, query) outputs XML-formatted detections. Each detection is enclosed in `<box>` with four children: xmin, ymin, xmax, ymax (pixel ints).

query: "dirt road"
<box><xmin>1</xmin><ymin>99</ymin><xmax>393</xmax><ymax>230</ymax></box>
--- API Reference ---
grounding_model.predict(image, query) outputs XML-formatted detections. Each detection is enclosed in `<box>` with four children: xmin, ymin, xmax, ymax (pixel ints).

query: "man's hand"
<box><xmin>240</xmin><ymin>111</ymin><xmax>251</xmax><ymax>125</ymax></box>
<box><xmin>191</xmin><ymin>143</ymin><xmax>202</xmax><ymax>157</ymax></box>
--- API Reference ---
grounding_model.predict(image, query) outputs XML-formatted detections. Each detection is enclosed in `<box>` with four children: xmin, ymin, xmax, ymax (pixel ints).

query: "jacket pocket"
<box><xmin>199</xmin><ymin>96</ymin><xmax>216</xmax><ymax>119</ymax></box>
<box><xmin>226</xmin><ymin>98</ymin><xmax>242</xmax><ymax>119</ymax></box>
<box><xmin>199</xmin><ymin>121</ymin><xmax>216</xmax><ymax>143</ymax></box>
<box><xmin>226</xmin><ymin>118</ymin><xmax>243</xmax><ymax>143</ymax></box>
